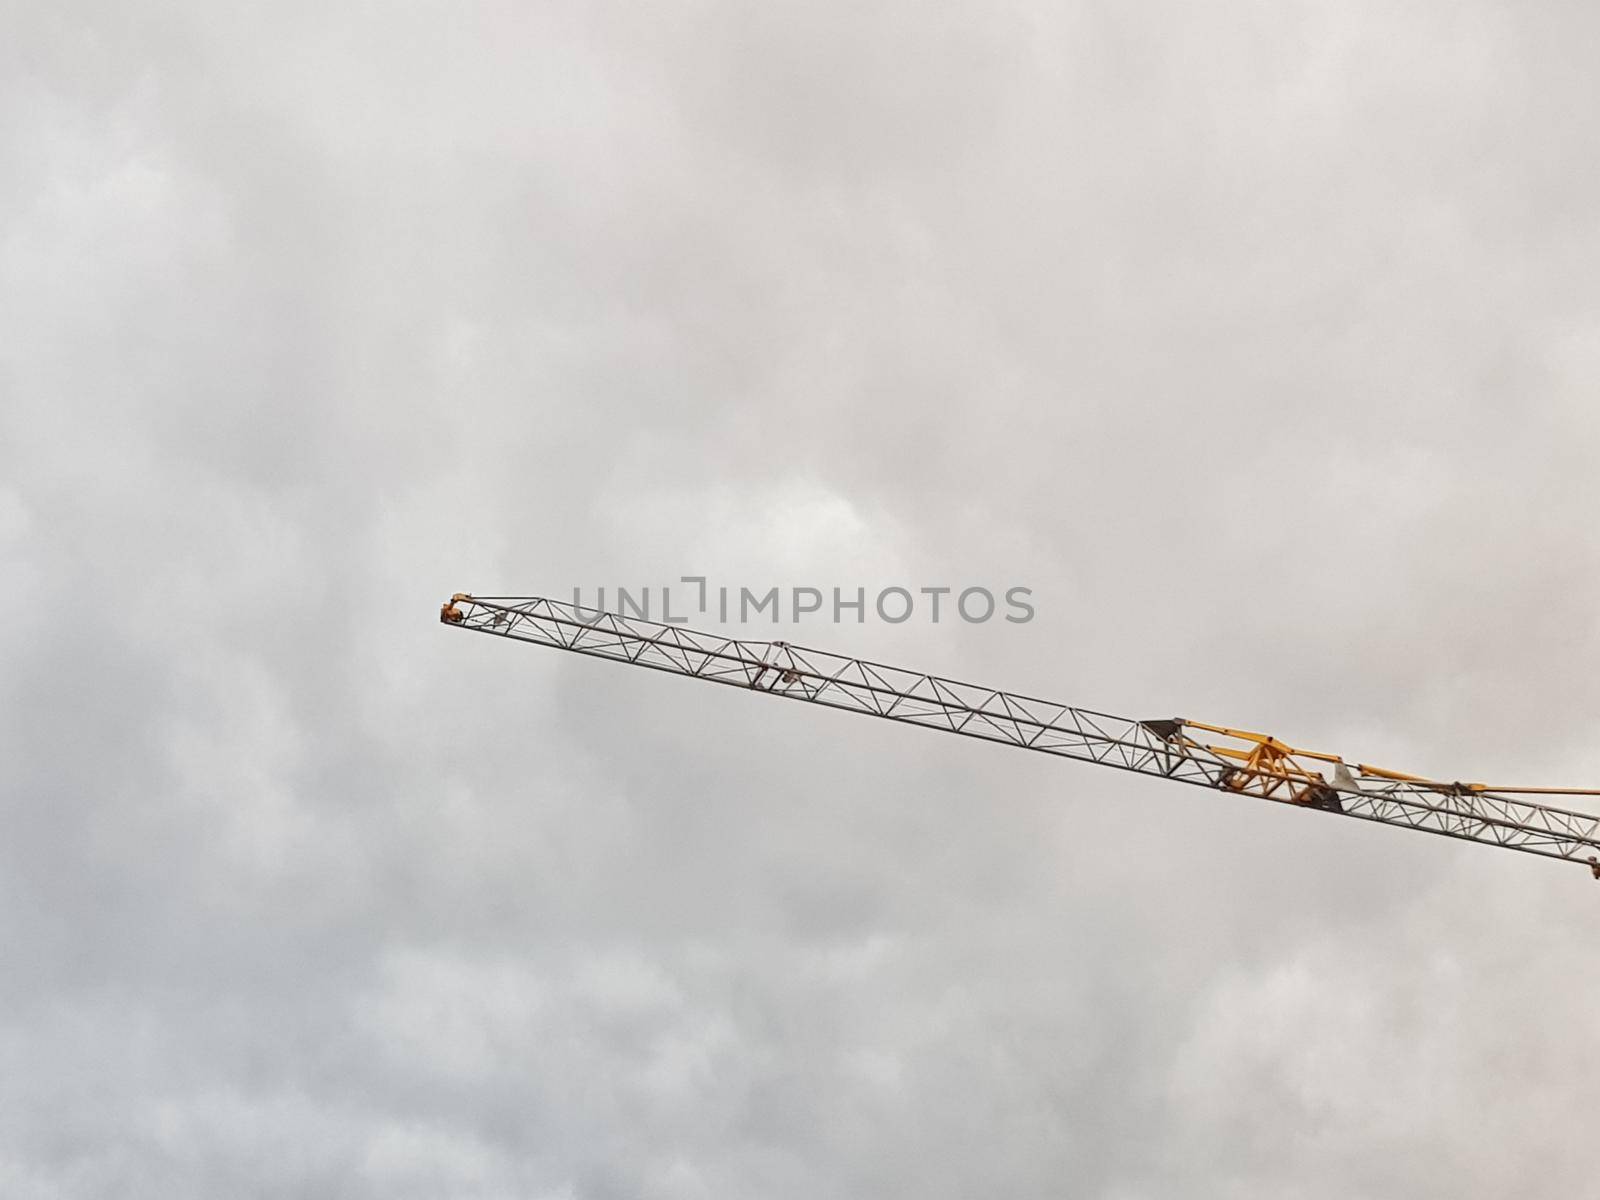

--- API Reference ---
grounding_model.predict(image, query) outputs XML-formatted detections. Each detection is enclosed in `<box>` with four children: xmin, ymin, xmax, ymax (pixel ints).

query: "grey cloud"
<box><xmin>2</xmin><ymin>2</ymin><xmax>1598</xmax><ymax>1197</ymax></box>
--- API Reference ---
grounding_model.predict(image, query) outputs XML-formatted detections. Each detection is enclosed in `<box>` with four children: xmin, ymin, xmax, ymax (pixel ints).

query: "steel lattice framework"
<box><xmin>441</xmin><ymin>593</ymin><xmax>1600</xmax><ymax>876</ymax></box>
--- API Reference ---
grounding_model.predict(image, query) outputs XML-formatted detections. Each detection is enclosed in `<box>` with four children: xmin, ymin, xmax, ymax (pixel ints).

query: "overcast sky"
<box><xmin>4</xmin><ymin>2</ymin><xmax>1599</xmax><ymax>1196</ymax></box>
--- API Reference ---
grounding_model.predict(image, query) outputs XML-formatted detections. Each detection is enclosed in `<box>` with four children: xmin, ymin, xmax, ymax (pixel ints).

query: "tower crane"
<box><xmin>440</xmin><ymin>593</ymin><xmax>1600</xmax><ymax>878</ymax></box>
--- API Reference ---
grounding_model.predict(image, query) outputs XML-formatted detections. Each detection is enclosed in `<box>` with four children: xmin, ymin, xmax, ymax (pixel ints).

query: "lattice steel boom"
<box><xmin>440</xmin><ymin>593</ymin><xmax>1600</xmax><ymax>877</ymax></box>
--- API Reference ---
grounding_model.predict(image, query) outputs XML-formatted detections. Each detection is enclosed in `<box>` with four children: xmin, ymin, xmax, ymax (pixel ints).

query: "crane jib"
<box><xmin>439</xmin><ymin>593</ymin><xmax>1600</xmax><ymax>878</ymax></box>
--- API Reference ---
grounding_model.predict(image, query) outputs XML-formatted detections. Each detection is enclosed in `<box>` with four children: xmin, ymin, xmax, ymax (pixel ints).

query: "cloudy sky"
<box><xmin>4</xmin><ymin>2</ymin><xmax>1599</xmax><ymax>1196</ymax></box>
